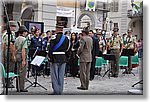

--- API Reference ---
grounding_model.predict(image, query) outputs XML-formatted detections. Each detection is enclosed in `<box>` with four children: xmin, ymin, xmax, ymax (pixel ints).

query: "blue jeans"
<box><xmin>51</xmin><ymin>63</ymin><xmax>66</xmax><ymax>95</ymax></box>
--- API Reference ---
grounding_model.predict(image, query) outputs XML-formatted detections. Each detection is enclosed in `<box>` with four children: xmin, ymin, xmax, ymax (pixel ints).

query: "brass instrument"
<box><xmin>110</xmin><ymin>38</ymin><xmax>115</xmax><ymax>47</ymax></box>
<box><xmin>125</xmin><ymin>43</ymin><xmax>132</xmax><ymax>49</ymax></box>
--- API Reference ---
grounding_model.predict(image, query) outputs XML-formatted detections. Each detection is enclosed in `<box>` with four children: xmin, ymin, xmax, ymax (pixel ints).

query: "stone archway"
<box><xmin>77</xmin><ymin>12</ymin><xmax>95</xmax><ymax>30</ymax></box>
<box><xmin>128</xmin><ymin>18</ymin><xmax>143</xmax><ymax>39</ymax></box>
<box><xmin>21</xmin><ymin>5</ymin><xmax>34</xmax><ymax>21</ymax></box>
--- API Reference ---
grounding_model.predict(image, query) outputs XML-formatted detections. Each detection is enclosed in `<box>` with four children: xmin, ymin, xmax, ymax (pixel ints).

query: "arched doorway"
<box><xmin>128</xmin><ymin>18</ymin><xmax>143</xmax><ymax>40</ymax></box>
<box><xmin>77</xmin><ymin>12</ymin><xmax>95</xmax><ymax>30</ymax></box>
<box><xmin>21</xmin><ymin>5</ymin><xmax>34</xmax><ymax>22</ymax></box>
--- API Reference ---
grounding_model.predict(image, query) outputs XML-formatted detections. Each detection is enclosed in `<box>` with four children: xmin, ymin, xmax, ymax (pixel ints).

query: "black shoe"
<box><xmin>77</xmin><ymin>87</ymin><xmax>88</xmax><ymax>90</ymax></box>
<box><xmin>122</xmin><ymin>71</ymin><xmax>131</xmax><ymax>74</ymax></box>
<box><xmin>20</xmin><ymin>89</ymin><xmax>28</xmax><ymax>92</ymax></box>
<box><xmin>114</xmin><ymin>74</ymin><xmax>118</xmax><ymax>78</ymax></box>
<box><xmin>90</xmin><ymin>78</ymin><xmax>94</xmax><ymax>81</ymax></box>
<box><xmin>110</xmin><ymin>74</ymin><xmax>115</xmax><ymax>77</ymax></box>
<box><xmin>110</xmin><ymin>74</ymin><xmax>118</xmax><ymax>78</ymax></box>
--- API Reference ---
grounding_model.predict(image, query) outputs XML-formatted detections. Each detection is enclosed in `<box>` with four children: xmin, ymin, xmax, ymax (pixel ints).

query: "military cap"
<box><xmin>96</xmin><ymin>32</ymin><xmax>102</xmax><ymax>35</ymax></box>
<box><xmin>127</xmin><ymin>28</ymin><xmax>133</xmax><ymax>32</ymax></box>
<box><xmin>18</xmin><ymin>25</ymin><xmax>28</xmax><ymax>32</ymax></box>
<box><xmin>113</xmin><ymin>27</ymin><xmax>119</xmax><ymax>32</ymax></box>
<box><xmin>7</xmin><ymin>21</ymin><xmax>17</xmax><ymax>27</ymax></box>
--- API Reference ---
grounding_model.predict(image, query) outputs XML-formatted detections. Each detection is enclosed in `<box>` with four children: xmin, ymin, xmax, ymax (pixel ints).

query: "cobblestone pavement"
<box><xmin>1</xmin><ymin>59</ymin><xmax>143</xmax><ymax>95</ymax></box>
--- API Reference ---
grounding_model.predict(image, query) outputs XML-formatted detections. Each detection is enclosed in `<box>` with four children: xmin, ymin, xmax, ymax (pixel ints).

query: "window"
<box><xmin>110</xmin><ymin>1</ymin><xmax>119</xmax><ymax>12</ymax></box>
<box><xmin>114</xmin><ymin>2</ymin><xmax>119</xmax><ymax>12</ymax></box>
<box><xmin>114</xmin><ymin>23</ymin><xmax>118</xmax><ymax>28</ymax></box>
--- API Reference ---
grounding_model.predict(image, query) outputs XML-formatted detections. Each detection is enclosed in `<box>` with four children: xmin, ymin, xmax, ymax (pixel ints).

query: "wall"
<box><xmin>34</xmin><ymin>0</ymin><xmax>57</xmax><ymax>32</ymax></box>
<box><xmin>108</xmin><ymin>0</ymin><xmax>131</xmax><ymax>35</ymax></box>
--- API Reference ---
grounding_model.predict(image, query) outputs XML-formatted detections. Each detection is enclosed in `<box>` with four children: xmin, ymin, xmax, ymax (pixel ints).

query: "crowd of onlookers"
<box><xmin>1</xmin><ymin>20</ymin><xmax>143</xmax><ymax>94</ymax></box>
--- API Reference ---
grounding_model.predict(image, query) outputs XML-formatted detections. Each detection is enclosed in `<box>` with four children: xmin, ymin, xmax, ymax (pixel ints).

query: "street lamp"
<box><xmin>109</xmin><ymin>20</ymin><xmax>113</xmax><ymax>31</ymax></box>
<box><xmin>109</xmin><ymin>20</ymin><xmax>113</xmax><ymax>37</ymax></box>
<box><xmin>102</xmin><ymin>30</ymin><xmax>106</xmax><ymax>38</ymax></box>
<box><xmin>131</xmin><ymin>0</ymin><xmax>134</xmax><ymax>9</ymax></box>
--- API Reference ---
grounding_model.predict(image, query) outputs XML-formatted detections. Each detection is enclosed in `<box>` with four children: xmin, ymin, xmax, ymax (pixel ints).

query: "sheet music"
<box><xmin>31</xmin><ymin>56</ymin><xmax>45</xmax><ymax>67</ymax></box>
<box><xmin>103</xmin><ymin>50</ymin><xmax>107</xmax><ymax>54</ymax></box>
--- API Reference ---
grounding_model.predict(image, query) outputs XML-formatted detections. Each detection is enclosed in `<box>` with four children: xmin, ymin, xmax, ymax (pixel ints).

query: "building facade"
<box><xmin>56</xmin><ymin>0</ymin><xmax>110</xmax><ymax>31</ymax></box>
<box><xmin>2</xmin><ymin>0</ymin><xmax>57</xmax><ymax>32</ymax></box>
<box><xmin>107</xmin><ymin>0</ymin><xmax>143</xmax><ymax>39</ymax></box>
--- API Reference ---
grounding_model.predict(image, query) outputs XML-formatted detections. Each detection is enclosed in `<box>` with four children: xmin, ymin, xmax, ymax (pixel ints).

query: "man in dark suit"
<box><xmin>77</xmin><ymin>30</ymin><xmax>93</xmax><ymax>90</ymax></box>
<box><xmin>89</xmin><ymin>30</ymin><xmax>99</xmax><ymax>81</ymax></box>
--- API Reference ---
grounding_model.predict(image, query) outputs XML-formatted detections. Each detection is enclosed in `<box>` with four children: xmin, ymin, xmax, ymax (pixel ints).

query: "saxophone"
<box><xmin>110</xmin><ymin>38</ymin><xmax>115</xmax><ymax>48</ymax></box>
<box><xmin>125</xmin><ymin>42</ymin><xmax>132</xmax><ymax>49</ymax></box>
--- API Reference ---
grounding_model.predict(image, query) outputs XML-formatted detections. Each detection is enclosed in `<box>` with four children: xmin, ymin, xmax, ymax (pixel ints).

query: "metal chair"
<box><xmin>95</xmin><ymin>57</ymin><xmax>103</xmax><ymax>77</ymax></box>
<box><xmin>102</xmin><ymin>58</ymin><xmax>108</xmax><ymax>72</ymax></box>
<box><xmin>131</xmin><ymin>55</ymin><xmax>139</xmax><ymax>73</ymax></box>
<box><xmin>119</xmin><ymin>56</ymin><xmax>128</xmax><ymax>75</ymax></box>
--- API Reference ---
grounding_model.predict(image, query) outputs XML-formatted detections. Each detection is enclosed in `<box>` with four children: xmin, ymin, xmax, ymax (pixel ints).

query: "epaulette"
<box><xmin>51</xmin><ymin>34</ymin><xmax>56</xmax><ymax>40</ymax></box>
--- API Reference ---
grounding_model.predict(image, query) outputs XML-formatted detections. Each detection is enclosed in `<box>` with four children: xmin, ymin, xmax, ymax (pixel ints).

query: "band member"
<box><xmin>15</xmin><ymin>25</ymin><xmax>28</xmax><ymax>92</ymax></box>
<box><xmin>2</xmin><ymin>21</ymin><xmax>17</xmax><ymax>88</ymax></box>
<box><xmin>108</xmin><ymin>28</ymin><xmax>123</xmax><ymax>77</ymax></box>
<box><xmin>30</xmin><ymin>28</ymin><xmax>43</xmax><ymax>76</ymax></box>
<box><xmin>123</xmin><ymin>28</ymin><xmax>137</xmax><ymax>74</ymax></box>
<box><xmin>48</xmin><ymin>30</ymin><xmax>69</xmax><ymax>95</ymax></box>
<box><xmin>77</xmin><ymin>30</ymin><xmax>93</xmax><ymax>90</ymax></box>
<box><xmin>96</xmin><ymin>31</ymin><xmax>107</xmax><ymax>55</ymax></box>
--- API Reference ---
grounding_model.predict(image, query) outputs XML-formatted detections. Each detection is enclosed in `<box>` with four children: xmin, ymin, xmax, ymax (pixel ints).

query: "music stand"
<box><xmin>25</xmin><ymin>56</ymin><xmax>47</xmax><ymax>90</ymax></box>
<box><xmin>121</xmin><ymin>49</ymin><xmax>135</xmax><ymax>76</ymax></box>
<box><xmin>121</xmin><ymin>49</ymin><xmax>134</xmax><ymax>56</ymax></box>
<box><xmin>102</xmin><ymin>54</ymin><xmax>116</xmax><ymax>78</ymax></box>
<box><xmin>132</xmin><ymin>80</ymin><xmax>143</xmax><ymax>87</ymax></box>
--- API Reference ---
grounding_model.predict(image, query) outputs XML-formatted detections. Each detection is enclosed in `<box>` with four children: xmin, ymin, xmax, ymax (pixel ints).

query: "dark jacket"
<box><xmin>29</xmin><ymin>36</ymin><xmax>43</xmax><ymax>57</ymax></box>
<box><xmin>48</xmin><ymin>33</ymin><xmax>69</xmax><ymax>63</ymax></box>
<box><xmin>91</xmin><ymin>36</ymin><xmax>99</xmax><ymax>58</ymax></box>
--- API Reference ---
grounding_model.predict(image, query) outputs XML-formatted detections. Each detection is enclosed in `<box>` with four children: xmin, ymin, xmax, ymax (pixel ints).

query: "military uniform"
<box><xmin>30</xmin><ymin>34</ymin><xmax>43</xmax><ymax>75</ymax></box>
<box><xmin>48</xmin><ymin>32</ymin><xmax>69</xmax><ymax>95</ymax></box>
<box><xmin>124</xmin><ymin>34</ymin><xmax>137</xmax><ymax>73</ymax></box>
<box><xmin>109</xmin><ymin>33</ymin><xmax>123</xmax><ymax>77</ymax></box>
<box><xmin>15</xmin><ymin>25</ymin><xmax>28</xmax><ymax>92</ymax></box>
<box><xmin>77</xmin><ymin>34</ymin><xmax>93</xmax><ymax>90</ymax></box>
<box><xmin>2</xmin><ymin>21</ymin><xmax>17</xmax><ymax>88</ymax></box>
<box><xmin>15</xmin><ymin>36</ymin><xmax>28</xmax><ymax>91</ymax></box>
<box><xmin>2</xmin><ymin>31</ymin><xmax>16</xmax><ymax>72</ymax></box>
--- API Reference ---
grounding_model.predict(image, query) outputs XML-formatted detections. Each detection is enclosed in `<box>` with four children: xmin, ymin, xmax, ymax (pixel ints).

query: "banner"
<box><xmin>57</xmin><ymin>7</ymin><xmax>75</xmax><ymax>17</ymax></box>
<box><xmin>85</xmin><ymin>0</ymin><xmax>96</xmax><ymax>11</ymax></box>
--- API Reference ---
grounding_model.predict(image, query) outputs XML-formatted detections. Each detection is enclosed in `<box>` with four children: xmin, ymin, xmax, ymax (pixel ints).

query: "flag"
<box><xmin>85</xmin><ymin>0</ymin><xmax>96</xmax><ymax>11</ymax></box>
<box><xmin>132</xmin><ymin>1</ymin><xmax>143</xmax><ymax>14</ymax></box>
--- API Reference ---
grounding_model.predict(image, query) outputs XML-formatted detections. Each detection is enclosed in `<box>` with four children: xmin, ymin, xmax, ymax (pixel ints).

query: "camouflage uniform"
<box><xmin>2</xmin><ymin>31</ymin><xmax>16</xmax><ymax>72</ymax></box>
<box><xmin>15</xmin><ymin>36</ymin><xmax>28</xmax><ymax>91</ymax></box>
<box><xmin>124</xmin><ymin>35</ymin><xmax>137</xmax><ymax>73</ymax></box>
<box><xmin>109</xmin><ymin>34</ymin><xmax>123</xmax><ymax>77</ymax></box>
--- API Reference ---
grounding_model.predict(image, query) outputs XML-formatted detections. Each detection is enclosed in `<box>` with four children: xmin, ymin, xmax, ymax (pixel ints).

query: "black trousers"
<box><xmin>90</xmin><ymin>58</ymin><xmax>96</xmax><ymax>80</ymax></box>
<box><xmin>70</xmin><ymin>57</ymin><xmax>79</xmax><ymax>77</ymax></box>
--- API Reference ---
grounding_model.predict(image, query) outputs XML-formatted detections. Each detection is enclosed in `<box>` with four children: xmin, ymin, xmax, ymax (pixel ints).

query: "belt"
<box><xmin>52</xmin><ymin>52</ymin><xmax>65</xmax><ymax>54</ymax></box>
<box><xmin>110</xmin><ymin>49</ymin><xmax>120</xmax><ymax>50</ymax></box>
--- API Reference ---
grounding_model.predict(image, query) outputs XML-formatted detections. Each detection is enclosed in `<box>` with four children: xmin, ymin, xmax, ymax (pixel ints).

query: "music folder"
<box><xmin>30</xmin><ymin>55</ymin><xmax>45</xmax><ymax>67</ymax></box>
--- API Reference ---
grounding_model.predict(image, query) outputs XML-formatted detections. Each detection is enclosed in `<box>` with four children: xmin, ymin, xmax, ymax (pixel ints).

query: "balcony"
<box><xmin>127</xmin><ymin>10</ymin><xmax>143</xmax><ymax>19</ymax></box>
